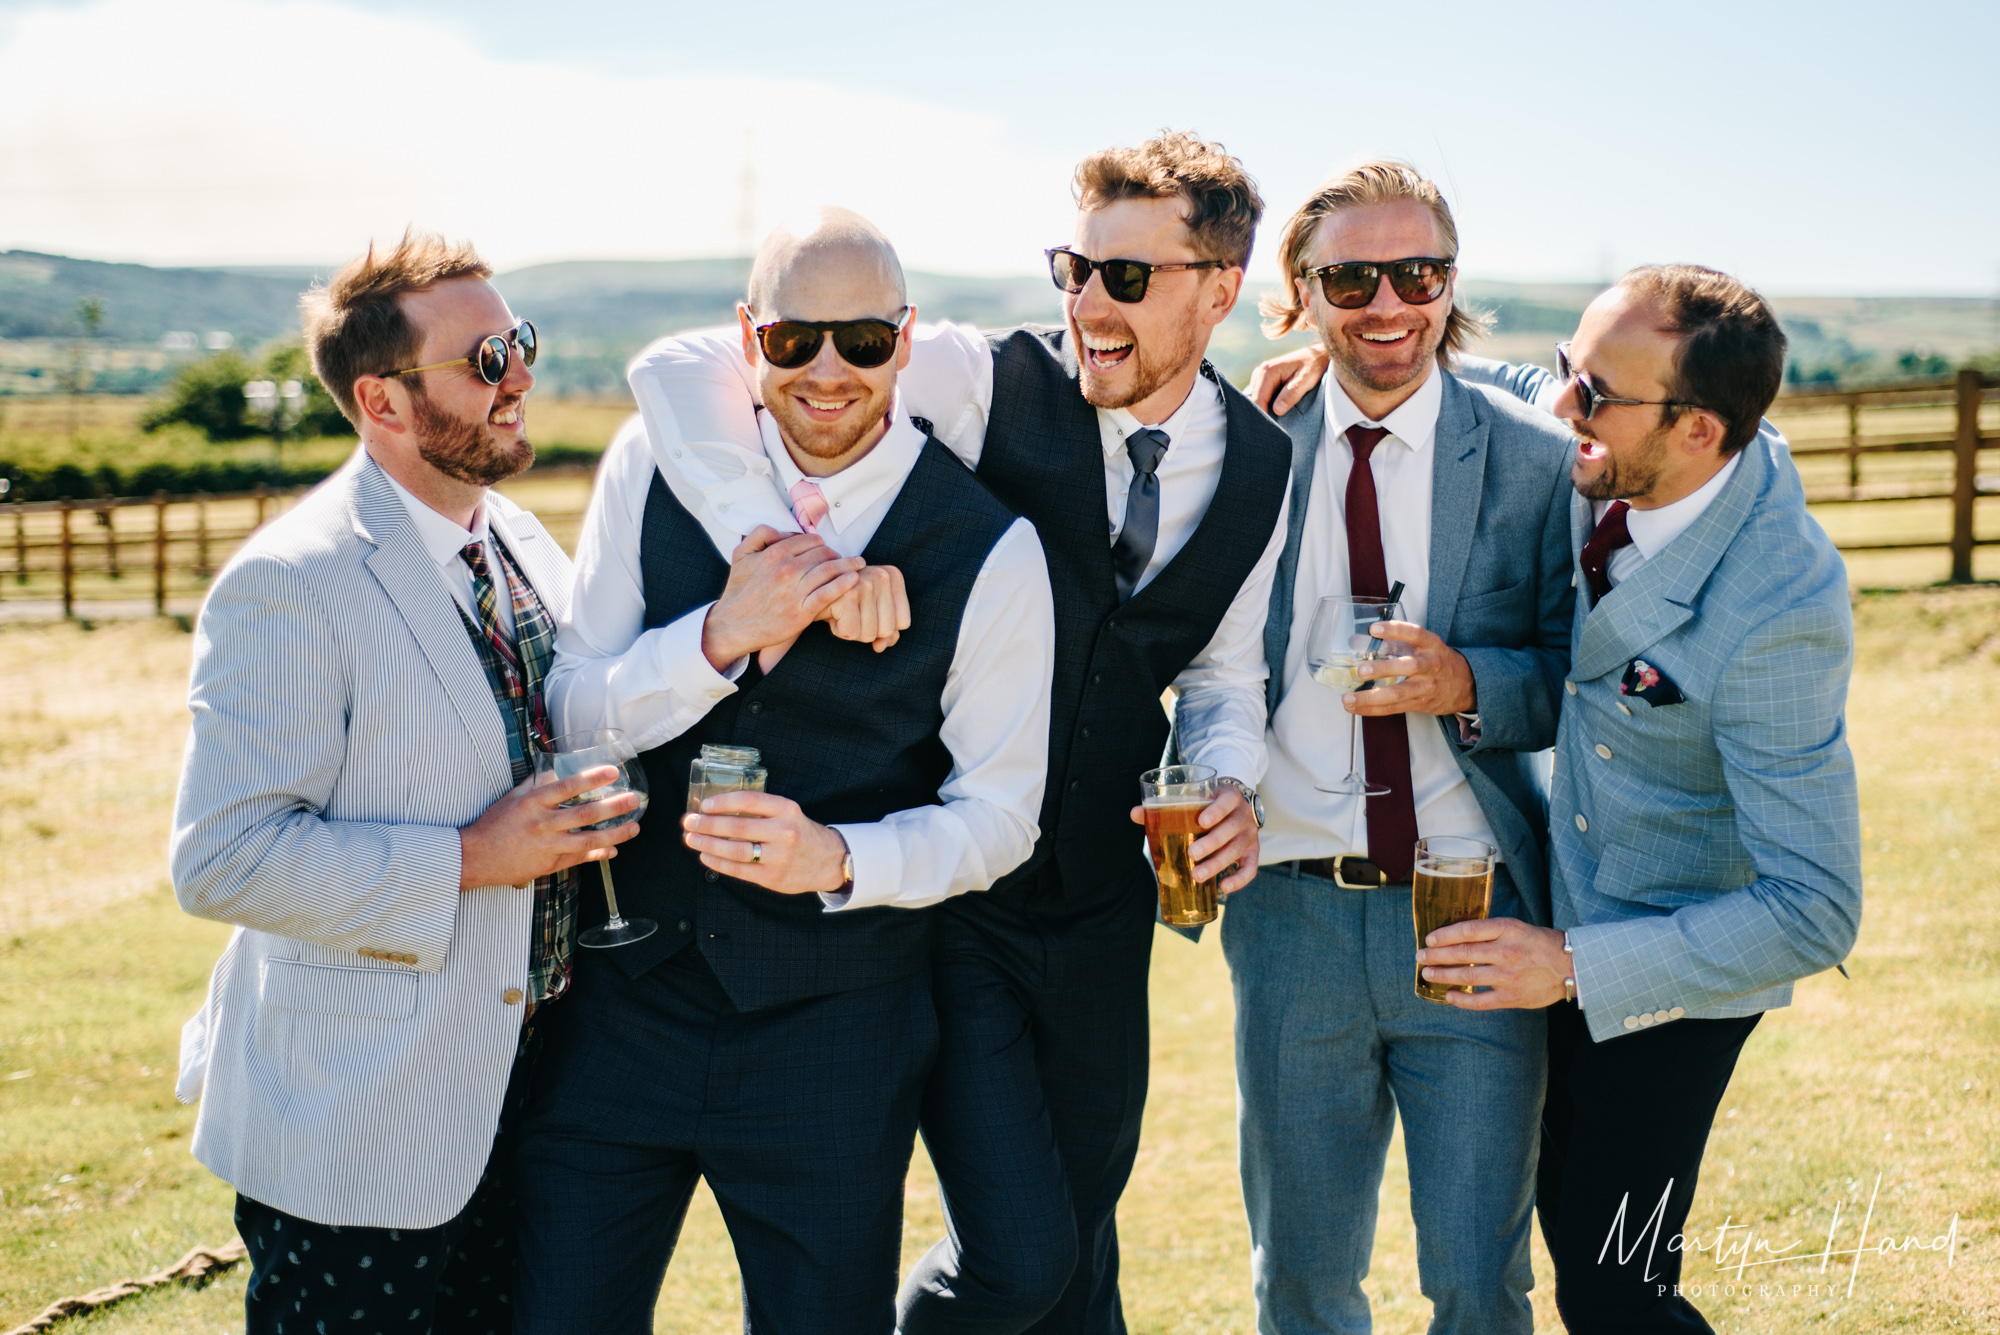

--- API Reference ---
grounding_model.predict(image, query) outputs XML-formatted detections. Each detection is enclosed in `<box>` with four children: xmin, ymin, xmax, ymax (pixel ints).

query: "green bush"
<box><xmin>140</xmin><ymin>345</ymin><xmax>354</xmax><ymax>442</ymax></box>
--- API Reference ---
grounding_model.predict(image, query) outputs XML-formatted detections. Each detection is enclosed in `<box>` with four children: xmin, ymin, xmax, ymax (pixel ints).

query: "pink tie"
<box><xmin>790</xmin><ymin>479</ymin><xmax>829</xmax><ymax>534</ymax></box>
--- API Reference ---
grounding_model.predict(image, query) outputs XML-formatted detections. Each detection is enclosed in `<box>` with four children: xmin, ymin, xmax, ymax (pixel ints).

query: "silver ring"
<box><xmin>750</xmin><ymin>842</ymin><xmax>763</xmax><ymax>864</ymax></box>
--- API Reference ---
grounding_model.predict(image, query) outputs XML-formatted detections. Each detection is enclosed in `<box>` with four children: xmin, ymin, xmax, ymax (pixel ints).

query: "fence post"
<box><xmin>11</xmin><ymin>508</ymin><xmax>24</xmax><ymax>585</ymax></box>
<box><xmin>196</xmin><ymin>493</ymin><xmax>211</xmax><ymax>578</ymax></box>
<box><xmin>59</xmin><ymin>498</ymin><xmax>75</xmax><ymax>618</ymax></box>
<box><xmin>1951</xmin><ymin>368</ymin><xmax>1981</xmax><ymax>582</ymax></box>
<box><xmin>1846</xmin><ymin>395</ymin><xmax>1862</xmax><ymax>495</ymax></box>
<box><xmin>102</xmin><ymin>503</ymin><xmax>120</xmax><ymax>580</ymax></box>
<box><xmin>254</xmin><ymin>482</ymin><xmax>268</xmax><ymax>528</ymax></box>
<box><xmin>153</xmin><ymin>492</ymin><xmax>169</xmax><ymax>615</ymax></box>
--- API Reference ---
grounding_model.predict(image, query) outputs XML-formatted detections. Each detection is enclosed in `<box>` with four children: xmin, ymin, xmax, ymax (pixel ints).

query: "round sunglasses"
<box><xmin>386</xmin><ymin>320</ymin><xmax>537</xmax><ymax>385</ymax></box>
<box><xmin>754</xmin><ymin>309</ymin><xmax>911</xmax><ymax>370</ymax></box>
<box><xmin>1555</xmin><ymin>342</ymin><xmax>1706</xmax><ymax>420</ymax></box>
<box><xmin>1045</xmin><ymin>247</ymin><xmax>1228</xmax><ymax>304</ymax></box>
<box><xmin>1301</xmin><ymin>258</ymin><xmax>1453</xmax><ymax>309</ymax></box>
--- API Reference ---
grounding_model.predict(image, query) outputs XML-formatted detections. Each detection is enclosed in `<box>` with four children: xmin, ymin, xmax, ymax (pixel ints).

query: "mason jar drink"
<box><xmin>688</xmin><ymin>743</ymin><xmax>767</xmax><ymax>813</ymax></box>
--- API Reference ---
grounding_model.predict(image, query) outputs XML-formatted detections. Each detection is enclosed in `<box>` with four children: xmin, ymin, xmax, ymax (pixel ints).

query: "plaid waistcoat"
<box><xmin>457</xmin><ymin>537</ymin><xmax>579</xmax><ymax>1005</ymax></box>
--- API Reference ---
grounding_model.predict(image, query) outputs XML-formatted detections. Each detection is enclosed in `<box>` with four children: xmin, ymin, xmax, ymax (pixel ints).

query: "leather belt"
<box><xmin>1295</xmin><ymin>855</ymin><xmax>1405</xmax><ymax>889</ymax></box>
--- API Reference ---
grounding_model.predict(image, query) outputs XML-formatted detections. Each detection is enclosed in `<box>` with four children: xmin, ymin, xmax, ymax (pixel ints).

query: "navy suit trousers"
<box><xmin>512</xmin><ymin>945</ymin><xmax>936</xmax><ymax>1335</ymax></box>
<box><xmin>898</xmin><ymin>885</ymin><xmax>1156</xmax><ymax>1335</ymax></box>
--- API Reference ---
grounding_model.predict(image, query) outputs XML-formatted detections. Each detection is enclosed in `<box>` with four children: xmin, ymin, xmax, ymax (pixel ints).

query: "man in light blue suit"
<box><xmin>1411</xmin><ymin>265</ymin><xmax>1863</xmax><ymax>1333</ymax></box>
<box><xmin>1225</xmin><ymin>160</ymin><xmax>1575</xmax><ymax>1335</ymax></box>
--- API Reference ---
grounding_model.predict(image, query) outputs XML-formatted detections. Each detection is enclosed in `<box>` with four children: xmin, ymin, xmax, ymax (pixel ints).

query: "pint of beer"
<box><xmin>1412</xmin><ymin>836</ymin><xmax>1496</xmax><ymax>1003</ymax></box>
<box><xmin>1141</xmin><ymin>765</ymin><xmax>1219</xmax><ymax>927</ymax></box>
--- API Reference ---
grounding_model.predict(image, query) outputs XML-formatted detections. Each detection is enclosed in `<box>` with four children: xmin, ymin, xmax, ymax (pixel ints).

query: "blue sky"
<box><xmin>2</xmin><ymin>0</ymin><xmax>1995</xmax><ymax>293</ymax></box>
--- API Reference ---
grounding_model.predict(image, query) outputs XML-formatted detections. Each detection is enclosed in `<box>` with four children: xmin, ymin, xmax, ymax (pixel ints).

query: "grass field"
<box><xmin>2</xmin><ymin>583</ymin><xmax>1997</xmax><ymax>1333</ymax></box>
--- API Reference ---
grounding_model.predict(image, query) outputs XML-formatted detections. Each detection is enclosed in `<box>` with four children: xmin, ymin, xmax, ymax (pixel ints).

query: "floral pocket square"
<box><xmin>1619</xmin><ymin>658</ymin><xmax>1686</xmax><ymax>707</ymax></box>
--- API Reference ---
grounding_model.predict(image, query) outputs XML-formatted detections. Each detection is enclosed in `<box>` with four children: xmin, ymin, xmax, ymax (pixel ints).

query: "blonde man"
<box><xmin>172</xmin><ymin>231</ymin><xmax>639</xmax><ymax>1333</ymax></box>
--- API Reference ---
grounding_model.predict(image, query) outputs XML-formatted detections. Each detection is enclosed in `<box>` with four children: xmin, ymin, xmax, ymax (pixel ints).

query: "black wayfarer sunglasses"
<box><xmin>386</xmin><ymin>320</ymin><xmax>536</xmax><ymax>385</ymax></box>
<box><xmin>1301</xmin><ymin>258</ymin><xmax>1453</xmax><ymax>310</ymax></box>
<box><xmin>1555</xmin><ymin>342</ymin><xmax>1707</xmax><ymax>420</ymax></box>
<box><xmin>1045</xmin><ymin>247</ymin><xmax>1229</xmax><ymax>304</ymax></box>
<box><xmin>754</xmin><ymin>309</ymin><xmax>912</xmax><ymax>370</ymax></box>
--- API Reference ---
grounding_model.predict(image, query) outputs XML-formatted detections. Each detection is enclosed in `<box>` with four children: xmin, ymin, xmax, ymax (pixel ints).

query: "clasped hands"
<box><xmin>685</xmin><ymin>525</ymin><xmax>899</xmax><ymax>896</ymax></box>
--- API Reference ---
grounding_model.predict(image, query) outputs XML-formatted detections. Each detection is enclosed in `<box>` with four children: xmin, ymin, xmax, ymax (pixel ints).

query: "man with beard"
<box><xmin>520</xmin><ymin>209</ymin><xmax>1056</xmax><ymax>1333</ymax></box>
<box><xmin>171</xmin><ymin>230</ymin><xmax>641</xmax><ymax>1334</ymax></box>
<box><xmin>615</xmin><ymin>133</ymin><xmax>1291</xmax><ymax>1334</ymax></box>
<box><xmin>1257</xmin><ymin>266</ymin><xmax>1862</xmax><ymax>1333</ymax></box>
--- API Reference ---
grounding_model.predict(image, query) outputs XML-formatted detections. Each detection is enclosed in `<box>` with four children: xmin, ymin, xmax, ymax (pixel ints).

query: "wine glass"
<box><xmin>534</xmin><ymin>728</ymin><xmax>655</xmax><ymax>949</ymax></box>
<box><xmin>1304</xmin><ymin>595</ymin><xmax>1404</xmax><ymax>796</ymax></box>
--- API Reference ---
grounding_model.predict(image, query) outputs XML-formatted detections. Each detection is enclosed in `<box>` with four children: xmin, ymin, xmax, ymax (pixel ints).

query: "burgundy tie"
<box><xmin>1344</xmin><ymin>424</ymin><xmax>1418</xmax><ymax>883</ymax></box>
<box><xmin>1580</xmin><ymin>500</ymin><xmax>1634</xmax><ymax>604</ymax></box>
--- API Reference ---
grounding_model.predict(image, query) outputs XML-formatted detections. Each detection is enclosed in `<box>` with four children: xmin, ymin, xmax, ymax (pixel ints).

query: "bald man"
<box><xmin>516</xmin><ymin>211</ymin><xmax>1058</xmax><ymax>1334</ymax></box>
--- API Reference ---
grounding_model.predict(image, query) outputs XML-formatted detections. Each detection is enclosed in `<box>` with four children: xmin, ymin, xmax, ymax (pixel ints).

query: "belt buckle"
<box><xmin>1333</xmin><ymin>855</ymin><xmax>1387</xmax><ymax>891</ymax></box>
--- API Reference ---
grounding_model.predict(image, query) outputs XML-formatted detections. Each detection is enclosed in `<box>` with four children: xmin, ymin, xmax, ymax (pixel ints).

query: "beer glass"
<box><xmin>535</xmin><ymin>728</ymin><xmax>654</xmax><ymax>950</ymax></box>
<box><xmin>1142</xmin><ymin>764</ymin><xmax>1219</xmax><ymax>927</ymax></box>
<box><xmin>1304</xmin><ymin>595</ymin><xmax>1405</xmax><ymax>795</ymax></box>
<box><xmin>1412</xmin><ymin>835</ymin><xmax>1495</xmax><ymax>1003</ymax></box>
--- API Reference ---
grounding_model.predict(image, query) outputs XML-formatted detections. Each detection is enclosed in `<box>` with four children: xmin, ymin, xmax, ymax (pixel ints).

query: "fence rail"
<box><xmin>2</xmin><ymin>371</ymin><xmax>1996</xmax><ymax>618</ymax></box>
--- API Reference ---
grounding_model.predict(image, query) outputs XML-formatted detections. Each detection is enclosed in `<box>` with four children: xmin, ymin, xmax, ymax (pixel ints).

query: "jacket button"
<box><xmin>677</xmin><ymin>920</ymin><xmax>691</xmax><ymax>932</ymax></box>
<box><xmin>402</xmin><ymin>954</ymin><xmax>417</xmax><ymax>965</ymax></box>
<box><xmin>1653</xmin><ymin>1010</ymin><xmax>1672</xmax><ymax>1024</ymax></box>
<box><xmin>747</xmin><ymin>701</ymin><xmax>762</xmax><ymax>715</ymax></box>
<box><xmin>1594</xmin><ymin>744</ymin><xmax>1613</xmax><ymax>760</ymax></box>
<box><xmin>705</xmin><ymin>870</ymin><xmax>719</xmax><ymax>882</ymax></box>
<box><xmin>1069</xmin><ymin>780</ymin><xmax>1080</xmax><ymax>791</ymax></box>
<box><xmin>502</xmin><ymin>988</ymin><xmax>524</xmax><ymax>1006</ymax></box>
<box><xmin>1565</xmin><ymin>681</ymin><xmax>1577</xmax><ymax>696</ymax></box>
<box><xmin>1624</xmin><ymin>1015</ymin><xmax>1640</xmax><ymax>1030</ymax></box>
<box><xmin>1093</xmin><ymin>674</ymin><xmax>1102</xmax><ymax>684</ymax></box>
<box><xmin>1639</xmin><ymin>1013</ymin><xmax>1657</xmax><ymax>1026</ymax></box>
<box><xmin>1575</xmin><ymin>814</ymin><xmax>1588</xmax><ymax>833</ymax></box>
<box><xmin>1669</xmin><ymin>1006</ymin><xmax>1685</xmax><ymax>1019</ymax></box>
<box><xmin>1080</xmin><ymin>726</ymin><xmax>1092</xmax><ymax>738</ymax></box>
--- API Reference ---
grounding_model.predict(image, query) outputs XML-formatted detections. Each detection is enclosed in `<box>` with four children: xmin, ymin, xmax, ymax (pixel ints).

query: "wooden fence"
<box><xmin>1</xmin><ymin>370</ymin><xmax>1995</xmax><ymax>618</ymax></box>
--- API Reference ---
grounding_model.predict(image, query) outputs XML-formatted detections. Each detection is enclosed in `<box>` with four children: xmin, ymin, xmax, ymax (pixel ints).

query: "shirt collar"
<box><xmin>756</xmin><ymin>388</ymin><xmax>925</xmax><ymax>534</ymax></box>
<box><xmin>379</xmin><ymin>467</ymin><xmax>489</xmax><ymax>568</ymax></box>
<box><xmin>1605</xmin><ymin>449</ymin><xmax>1743</xmax><ymax>561</ymax></box>
<box><xmin>1323</xmin><ymin>363</ymin><xmax>1443</xmax><ymax>458</ymax></box>
<box><xmin>1098</xmin><ymin>369</ymin><xmax>1223</xmax><ymax>462</ymax></box>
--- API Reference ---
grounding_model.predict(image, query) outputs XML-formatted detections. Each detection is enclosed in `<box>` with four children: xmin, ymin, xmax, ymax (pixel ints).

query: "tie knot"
<box><xmin>459</xmin><ymin>540</ymin><xmax>490</xmax><ymax>580</ymax></box>
<box><xmin>789</xmin><ymin>478</ymin><xmax>829</xmax><ymax>534</ymax></box>
<box><xmin>1594</xmin><ymin>499</ymin><xmax>1634</xmax><ymax>550</ymax></box>
<box><xmin>1125</xmin><ymin>427</ymin><xmax>1170</xmax><ymax>477</ymax></box>
<box><xmin>1345</xmin><ymin>424</ymin><xmax>1391</xmax><ymax>460</ymax></box>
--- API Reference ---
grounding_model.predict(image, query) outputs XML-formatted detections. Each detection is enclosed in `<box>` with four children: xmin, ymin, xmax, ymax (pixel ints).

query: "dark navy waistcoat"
<box><xmin>610</xmin><ymin>433</ymin><xmax>1017</xmax><ymax>1009</ymax></box>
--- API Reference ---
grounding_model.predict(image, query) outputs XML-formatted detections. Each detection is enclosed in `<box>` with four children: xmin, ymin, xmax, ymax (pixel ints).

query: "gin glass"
<box><xmin>535</xmin><ymin>728</ymin><xmax>654</xmax><ymax>949</ymax></box>
<box><xmin>1304</xmin><ymin>595</ymin><xmax>1404</xmax><ymax>796</ymax></box>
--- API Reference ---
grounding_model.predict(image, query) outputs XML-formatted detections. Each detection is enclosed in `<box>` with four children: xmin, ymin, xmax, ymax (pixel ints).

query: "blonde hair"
<box><xmin>1259</xmin><ymin>159</ymin><xmax>1490</xmax><ymax>365</ymax></box>
<box><xmin>1072</xmin><ymin>130</ymin><xmax>1263</xmax><ymax>268</ymax></box>
<box><xmin>302</xmin><ymin>228</ymin><xmax>491</xmax><ymax>424</ymax></box>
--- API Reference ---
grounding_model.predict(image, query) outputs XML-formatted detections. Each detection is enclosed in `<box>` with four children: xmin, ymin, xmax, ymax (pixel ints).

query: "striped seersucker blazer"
<box><xmin>171</xmin><ymin>449</ymin><xmax>573</xmax><ymax>1229</ymax></box>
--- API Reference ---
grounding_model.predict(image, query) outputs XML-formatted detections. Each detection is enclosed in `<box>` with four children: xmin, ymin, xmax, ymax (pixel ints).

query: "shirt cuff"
<box><xmin>654</xmin><ymin>601</ymin><xmax>748</xmax><ymax>694</ymax></box>
<box><xmin>818</xmin><ymin>822</ymin><xmax>904</xmax><ymax>911</ymax></box>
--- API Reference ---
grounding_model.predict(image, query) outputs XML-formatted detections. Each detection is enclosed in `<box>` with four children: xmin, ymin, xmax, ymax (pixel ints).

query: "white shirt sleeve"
<box><xmin>825</xmin><ymin>517</ymin><xmax>1054</xmax><ymax>911</ymax></box>
<box><xmin>1169</xmin><ymin>487</ymin><xmax>1289</xmax><ymax>788</ymax></box>
<box><xmin>628</xmin><ymin>321</ymin><xmax>998</xmax><ymax>536</ymax></box>
<box><xmin>545</xmin><ymin>415</ymin><xmax>747</xmax><ymax>755</ymax></box>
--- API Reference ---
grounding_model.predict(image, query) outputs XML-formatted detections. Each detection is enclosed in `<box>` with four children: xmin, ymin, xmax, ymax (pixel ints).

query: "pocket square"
<box><xmin>1619</xmin><ymin>658</ymin><xmax>1686</xmax><ymax>706</ymax></box>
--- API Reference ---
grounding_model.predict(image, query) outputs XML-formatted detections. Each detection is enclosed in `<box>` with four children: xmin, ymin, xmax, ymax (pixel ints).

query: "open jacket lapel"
<box><xmin>1424</xmin><ymin>375</ymin><xmax>1490</xmax><ymax>643</ymax></box>
<box><xmin>1569</xmin><ymin>432</ymin><xmax>1768</xmax><ymax>683</ymax></box>
<box><xmin>350</xmin><ymin>458</ymin><xmax>513</xmax><ymax>792</ymax></box>
<box><xmin>487</xmin><ymin>502</ymin><xmax>571</xmax><ymax>624</ymax></box>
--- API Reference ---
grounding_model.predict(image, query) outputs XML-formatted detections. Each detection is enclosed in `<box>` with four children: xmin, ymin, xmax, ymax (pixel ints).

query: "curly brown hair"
<box><xmin>302</xmin><ymin>228</ymin><xmax>491</xmax><ymax>425</ymax></box>
<box><xmin>1071</xmin><ymin>130</ymin><xmax>1263</xmax><ymax>269</ymax></box>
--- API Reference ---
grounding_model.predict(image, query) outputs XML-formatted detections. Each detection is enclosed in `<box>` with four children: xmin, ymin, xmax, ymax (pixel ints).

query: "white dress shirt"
<box><xmin>1259</xmin><ymin>369</ymin><xmax>1501</xmax><ymax>865</ymax></box>
<box><xmin>1593</xmin><ymin>451</ymin><xmax>1742</xmax><ymax>587</ymax></box>
<box><xmin>548</xmin><ymin>391</ymin><xmax>1057</xmax><ymax>914</ymax></box>
<box><xmin>379</xmin><ymin>468</ymin><xmax>513</xmax><ymax>637</ymax></box>
<box><xmin>624</xmin><ymin>322</ymin><xmax>1284</xmax><ymax>789</ymax></box>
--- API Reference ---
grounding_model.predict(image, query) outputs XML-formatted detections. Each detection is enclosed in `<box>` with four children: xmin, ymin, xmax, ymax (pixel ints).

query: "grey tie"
<box><xmin>1111</xmin><ymin>426</ymin><xmax>1170</xmax><ymax>602</ymax></box>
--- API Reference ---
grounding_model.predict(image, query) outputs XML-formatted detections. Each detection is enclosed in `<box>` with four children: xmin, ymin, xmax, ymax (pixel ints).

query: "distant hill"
<box><xmin>2</xmin><ymin>250</ymin><xmax>1993</xmax><ymax>395</ymax></box>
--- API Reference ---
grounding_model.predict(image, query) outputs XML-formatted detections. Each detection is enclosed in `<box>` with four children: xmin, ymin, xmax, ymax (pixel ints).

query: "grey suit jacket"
<box><xmin>1460</xmin><ymin>358</ymin><xmax>1864</xmax><ymax>1042</ymax></box>
<box><xmin>171</xmin><ymin>451</ymin><xmax>573</xmax><ymax>1228</ymax></box>
<box><xmin>1256</xmin><ymin>372</ymin><xmax>1576</xmax><ymax>923</ymax></box>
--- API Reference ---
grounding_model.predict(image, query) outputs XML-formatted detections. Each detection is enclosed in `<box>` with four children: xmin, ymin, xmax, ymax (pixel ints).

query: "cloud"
<box><xmin>0</xmin><ymin>0</ymin><xmax>1078</xmax><ymax>272</ymax></box>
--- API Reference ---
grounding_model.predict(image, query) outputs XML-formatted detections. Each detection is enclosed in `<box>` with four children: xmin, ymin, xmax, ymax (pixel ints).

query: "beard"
<box><xmin>1325</xmin><ymin>313</ymin><xmax>1447</xmax><ymax>397</ymax></box>
<box><xmin>1072</xmin><ymin>299</ymin><xmax>1201</xmax><ymax>411</ymax></box>
<box><xmin>411</xmin><ymin>387</ymin><xmax>534</xmax><ymax>487</ymax></box>
<box><xmin>764</xmin><ymin>374</ymin><xmax>895</xmax><ymax>462</ymax></box>
<box><xmin>1572</xmin><ymin>418</ymin><xmax>1673</xmax><ymax>502</ymax></box>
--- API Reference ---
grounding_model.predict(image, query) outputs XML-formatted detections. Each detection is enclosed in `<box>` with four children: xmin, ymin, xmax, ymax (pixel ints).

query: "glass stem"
<box><xmin>599</xmin><ymin>859</ymin><xmax>623</xmax><ymax>922</ymax></box>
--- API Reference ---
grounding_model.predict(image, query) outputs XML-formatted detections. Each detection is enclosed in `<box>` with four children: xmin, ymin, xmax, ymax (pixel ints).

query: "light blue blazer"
<box><xmin>1463</xmin><ymin>359</ymin><xmax>1863</xmax><ymax>1043</ymax></box>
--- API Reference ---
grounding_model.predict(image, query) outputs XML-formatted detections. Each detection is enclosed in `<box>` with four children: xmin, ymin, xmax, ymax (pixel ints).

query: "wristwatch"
<box><xmin>1215</xmin><ymin>777</ymin><xmax>1264</xmax><ymax>828</ymax></box>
